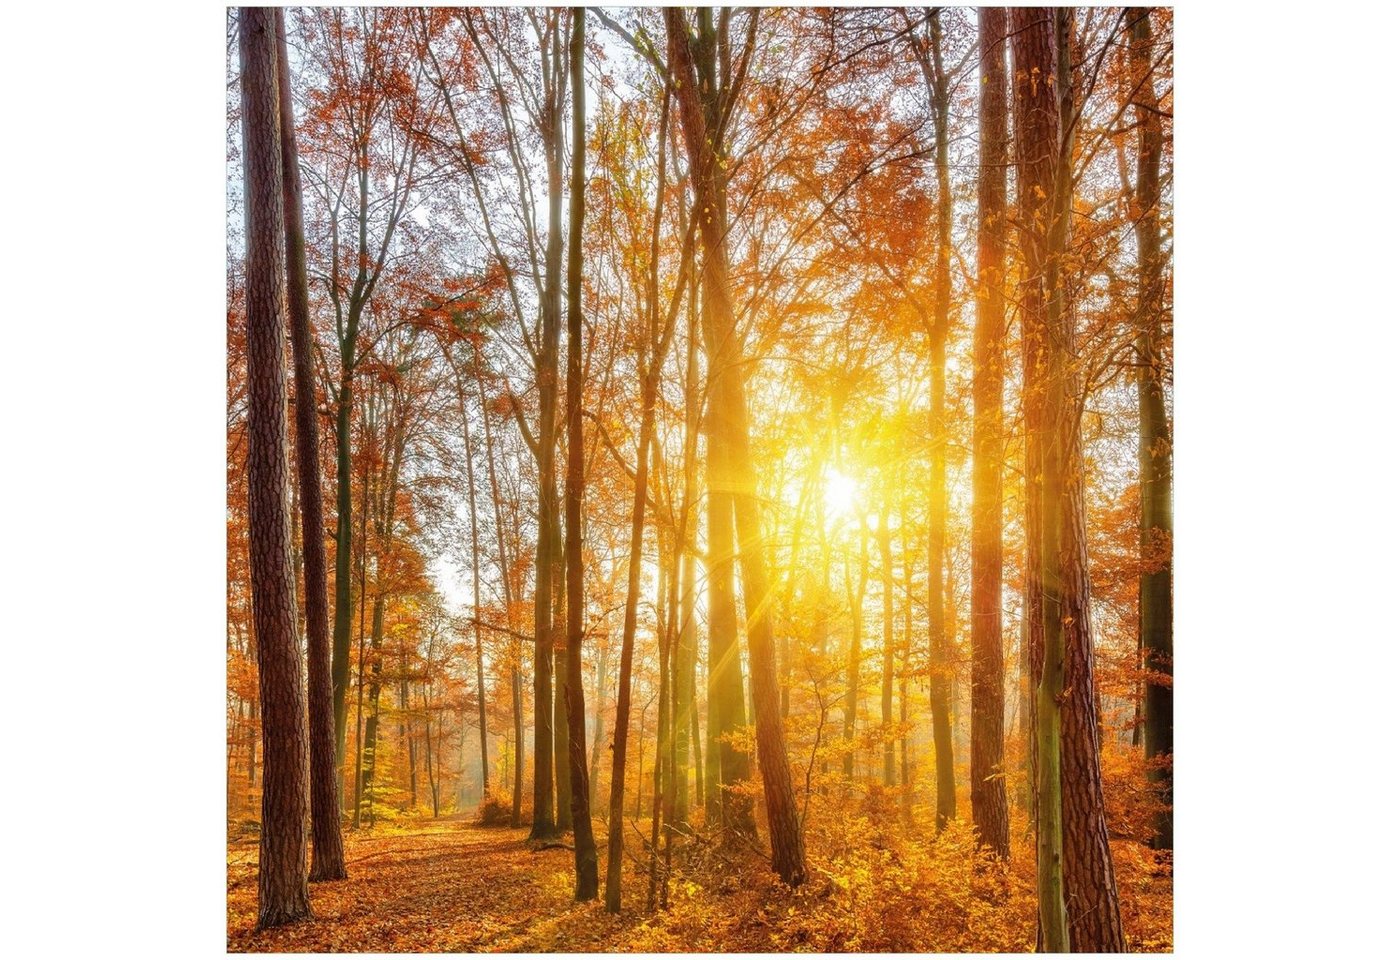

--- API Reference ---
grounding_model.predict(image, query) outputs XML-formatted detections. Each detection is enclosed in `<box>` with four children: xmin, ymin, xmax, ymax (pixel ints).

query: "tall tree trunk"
<box><xmin>878</xmin><ymin>507</ymin><xmax>896</xmax><ymax>788</ymax></box>
<box><xmin>451</xmin><ymin>365</ymin><xmax>492</xmax><ymax>799</ymax></box>
<box><xmin>843</xmin><ymin>528</ymin><xmax>868</xmax><ymax>784</ymax></box>
<box><xmin>1130</xmin><ymin>5</ymin><xmax>1173</xmax><ymax>852</ymax></box>
<box><xmin>403</xmin><ymin>672</ymin><xmax>417</xmax><ymax>808</ymax></box>
<box><xmin>275</xmin><ymin>8</ymin><xmax>346</xmax><ymax>883</ymax></box>
<box><xmin>237</xmin><ymin>7</ymin><xmax>311</xmax><ymax>926</ymax></box>
<box><xmin>1013</xmin><ymin>8</ymin><xmax>1126</xmax><ymax>950</ymax></box>
<box><xmin>921</xmin><ymin>9</ymin><xmax>957</xmax><ymax>831</ymax></box>
<box><xmin>673</xmin><ymin>263</ymin><xmax>701</xmax><ymax>823</ymax></box>
<box><xmin>899</xmin><ymin>522</ymin><xmax>914</xmax><ymax>820</ymax></box>
<box><xmin>665</xmin><ymin>9</ymin><xmax>806</xmax><ymax>886</ymax></box>
<box><xmin>358</xmin><ymin>401</ymin><xmax>405</xmax><ymax>829</ymax></box>
<box><xmin>422</xmin><ymin>687</ymin><xmax>439</xmax><ymax>817</ymax></box>
<box><xmin>552</xmin><ymin>491</ymin><xmax>571</xmax><ymax>830</ymax></box>
<box><xmin>603</xmin><ymin>275</ymin><xmax>663</xmax><ymax>911</ymax></box>
<box><xmin>531</xmin><ymin>15</ymin><xmax>566</xmax><ymax>841</ymax></box>
<box><xmin>475</xmin><ymin>352</ymin><xmax>524</xmax><ymax>823</ymax></box>
<box><xmin>590</xmin><ymin>637</ymin><xmax>609</xmax><ymax>809</ymax></box>
<box><xmin>360</xmin><ymin>594</ymin><xmax>386</xmax><ymax>826</ymax></box>
<box><xmin>970</xmin><ymin>4</ymin><xmax>1011</xmax><ymax>861</ymax></box>
<box><xmin>563</xmin><ymin>8</ymin><xmax>600</xmax><ymax>901</ymax></box>
<box><xmin>648</xmin><ymin>531</ymin><xmax>673</xmax><ymax>912</ymax></box>
<box><xmin>351</xmin><ymin>425</ymin><xmax>372</xmax><ymax>826</ymax></box>
<box><xmin>1012</xmin><ymin>11</ymin><xmax>1069</xmax><ymax>945</ymax></box>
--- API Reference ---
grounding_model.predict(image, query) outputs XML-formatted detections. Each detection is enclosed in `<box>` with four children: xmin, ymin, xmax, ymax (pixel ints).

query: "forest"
<box><xmin>227</xmin><ymin>5</ymin><xmax>1173</xmax><ymax>952</ymax></box>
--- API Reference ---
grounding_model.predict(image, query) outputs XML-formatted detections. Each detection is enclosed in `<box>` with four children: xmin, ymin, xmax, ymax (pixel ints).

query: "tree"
<box><xmin>563</xmin><ymin>6</ymin><xmax>600</xmax><ymax>902</ymax></box>
<box><xmin>908</xmin><ymin>7</ymin><xmax>957</xmax><ymax>831</ymax></box>
<box><xmin>237</xmin><ymin>5</ymin><xmax>311</xmax><ymax>928</ymax></box>
<box><xmin>969</xmin><ymin>5</ymin><xmax>1011</xmax><ymax>861</ymax></box>
<box><xmin>1013</xmin><ymin>7</ymin><xmax>1125</xmax><ymax>950</ymax></box>
<box><xmin>666</xmin><ymin>6</ymin><xmax>807</xmax><ymax>887</ymax></box>
<box><xmin>275</xmin><ymin>8</ymin><xmax>346</xmax><ymax>883</ymax></box>
<box><xmin>602</xmin><ymin>65</ymin><xmax>692</xmax><ymax>917</ymax></box>
<box><xmin>294</xmin><ymin>7</ymin><xmax>429</xmax><ymax>798</ymax></box>
<box><xmin>1129</xmin><ymin>6</ymin><xmax>1173</xmax><ymax>852</ymax></box>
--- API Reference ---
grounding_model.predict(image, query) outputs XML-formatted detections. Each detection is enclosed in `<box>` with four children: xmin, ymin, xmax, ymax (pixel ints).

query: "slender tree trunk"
<box><xmin>475</xmin><ymin>353</ymin><xmax>524</xmax><ymax>823</ymax></box>
<box><xmin>843</xmin><ymin>525</ymin><xmax>868</xmax><ymax>784</ymax></box>
<box><xmin>563</xmin><ymin>8</ymin><xmax>600</xmax><ymax>900</ymax></box>
<box><xmin>899</xmin><ymin>521</ymin><xmax>913</xmax><ymax>820</ymax></box>
<box><xmin>666</xmin><ymin>13</ymin><xmax>806</xmax><ymax>886</ymax></box>
<box><xmin>590</xmin><ymin>638</ymin><xmax>609</xmax><ymax>809</ymax></box>
<box><xmin>422</xmin><ymin>687</ymin><xmax>439</xmax><ymax>817</ymax></box>
<box><xmin>648</xmin><ymin>531</ymin><xmax>672</xmax><ymax>912</ymax></box>
<box><xmin>1130</xmin><ymin>5</ymin><xmax>1173</xmax><ymax>852</ymax></box>
<box><xmin>402</xmin><ymin>672</ymin><xmax>417</xmax><ymax>809</ymax></box>
<box><xmin>351</xmin><ymin>425</ymin><xmax>372</xmax><ymax>825</ymax></box>
<box><xmin>878</xmin><ymin>507</ymin><xmax>896</xmax><ymax>788</ymax></box>
<box><xmin>453</xmin><ymin>366</ymin><xmax>492</xmax><ymax>799</ymax></box>
<box><xmin>238</xmin><ymin>7</ymin><xmax>311</xmax><ymax>926</ymax></box>
<box><xmin>531</xmin><ymin>16</ymin><xmax>566</xmax><ymax>840</ymax></box>
<box><xmin>275</xmin><ymin>8</ymin><xmax>345</xmax><ymax>882</ymax></box>
<box><xmin>604</xmin><ymin>326</ymin><xmax>661</xmax><ymax>913</ymax></box>
<box><xmin>922</xmin><ymin>10</ymin><xmax>957</xmax><ymax>831</ymax></box>
<box><xmin>969</xmin><ymin>4</ymin><xmax>1011</xmax><ymax>861</ymax></box>
<box><xmin>673</xmin><ymin>265</ymin><xmax>701</xmax><ymax>823</ymax></box>
<box><xmin>359</xmin><ymin>404</ymin><xmax>405</xmax><ymax>829</ymax></box>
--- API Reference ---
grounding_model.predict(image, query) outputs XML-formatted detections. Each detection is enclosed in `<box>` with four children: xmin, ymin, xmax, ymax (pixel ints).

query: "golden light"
<box><xmin>822</xmin><ymin>468</ymin><xmax>859</xmax><ymax>521</ymax></box>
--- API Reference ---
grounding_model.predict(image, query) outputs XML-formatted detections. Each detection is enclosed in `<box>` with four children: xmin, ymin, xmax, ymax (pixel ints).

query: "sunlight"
<box><xmin>823</xmin><ymin>468</ymin><xmax>859</xmax><ymax>521</ymax></box>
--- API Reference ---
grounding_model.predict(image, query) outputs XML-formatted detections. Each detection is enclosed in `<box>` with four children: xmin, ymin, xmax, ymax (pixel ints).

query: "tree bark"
<box><xmin>969</xmin><ymin>4</ymin><xmax>1011</xmax><ymax>862</ymax></box>
<box><xmin>878</xmin><ymin>507</ymin><xmax>896</xmax><ymax>788</ymax></box>
<box><xmin>921</xmin><ymin>10</ymin><xmax>957</xmax><ymax>831</ymax></box>
<box><xmin>563</xmin><ymin>7</ymin><xmax>600</xmax><ymax>901</ymax></box>
<box><xmin>275</xmin><ymin>7</ymin><xmax>346</xmax><ymax>883</ymax></box>
<box><xmin>475</xmin><ymin>351</ymin><xmax>524</xmax><ymax>823</ymax></box>
<box><xmin>1129</xmin><ymin>5</ymin><xmax>1173</xmax><ymax>852</ymax></box>
<box><xmin>1013</xmin><ymin>8</ymin><xmax>1125</xmax><ymax>950</ymax></box>
<box><xmin>238</xmin><ymin>6</ymin><xmax>311</xmax><ymax>927</ymax></box>
<box><xmin>666</xmin><ymin>7</ymin><xmax>805</xmax><ymax>886</ymax></box>
<box><xmin>530</xmin><ymin>12</ymin><xmax>567</xmax><ymax>841</ymax></box>
<box><xmin>843</xmin><ymin>526</ymin><xmax>868</xmax><ymax>784</ymax></box>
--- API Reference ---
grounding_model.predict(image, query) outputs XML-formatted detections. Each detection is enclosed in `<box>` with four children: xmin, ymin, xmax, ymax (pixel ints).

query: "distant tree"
<box><xmin>237</xmin><ymin>5</ymin><xmax>311</xmax><ymax>929</ymax></box>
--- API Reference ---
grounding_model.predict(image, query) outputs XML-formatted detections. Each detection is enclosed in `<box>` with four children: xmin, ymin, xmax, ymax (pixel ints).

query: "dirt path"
<box><xmin>228</xmin><ymin>818</ymin><xmax>656</xmax><ymax>953</ymax></box>
<box><xmin>228</xmin><ymin>815</ymin><xmax>1171</xmax><ymax>952</ymax></box>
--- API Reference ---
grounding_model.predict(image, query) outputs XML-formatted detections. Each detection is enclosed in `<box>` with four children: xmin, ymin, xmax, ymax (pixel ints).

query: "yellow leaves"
<box><xmin>229</xmin><ymin>796</ymin><xmax>1171</xmax><ymax>954</ymax></box>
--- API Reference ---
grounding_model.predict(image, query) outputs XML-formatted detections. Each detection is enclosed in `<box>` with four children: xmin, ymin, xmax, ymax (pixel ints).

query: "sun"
<box><xmin>823</xmin><ymin>468</ymin><xmax>859</xmax><ymax>520</ymax></box>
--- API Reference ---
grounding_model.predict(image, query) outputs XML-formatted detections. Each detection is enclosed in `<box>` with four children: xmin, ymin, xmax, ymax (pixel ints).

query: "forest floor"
<box><xmin>228</xmin><ymin>808</ymin><xmax>1172</xmax><ymax>953</ymax></box>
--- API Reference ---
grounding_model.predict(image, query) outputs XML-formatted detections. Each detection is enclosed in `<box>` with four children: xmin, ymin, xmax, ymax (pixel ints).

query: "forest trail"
<box><xmin>229</xmin><ymin>818</ymin><xmax>612</xmax><ymax>952</ymax></box>
<box><xmin>228</xmin><ymin>813</ymin><xmax>1172</xmax><ymax>953</ymax></box>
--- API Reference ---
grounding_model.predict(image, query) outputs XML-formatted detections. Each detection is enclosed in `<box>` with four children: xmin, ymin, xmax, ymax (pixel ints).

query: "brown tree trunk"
<box><xmin>1129</xmin><ymin>6</ymin><xmax>1173</xmax><ymax>852</ymax></box>
<box><xmin>1013</xmin><ymin>8</ymin><xmax>1125</xmax><ymax>950</ymax></box>
<box><xmin>666</xmin><ymin>8</ymin><xmax>805</xmax><ymax>886</ymax></box>
<box><xmin>237</xmin><ymin>6</ymin><xmax>311</xmax><ymax>927</ymax></box>
<box><xmin>563</xmin><ymin>7</ymin><xmax>600</xmax><ymax>901</ymax></box>
<box><xmin>475</xmin><ymin>349</ymin><xmax>525</xmax><ymax>823</ymax></box>
<box><xmin>923</xmin><ymin>10</ymin><xmax>957</xmax><ymax>832</ymax></box>
<box><xmin>843</xmin><ymin>527</ymin><xmax>868</xmax><ymax>784</ymax></box>
<box><xmin>530</xmin><ymin>13</ymin><xmax>566</xmax><ymax>842</ymax></box>
<box><xmin>969</xmin><ymin>4</ymin><xmax>1011</xmax><ymax>861</ymax></box>
<box><xmin>878</xmin><ymin>507</ymin><xmax>896</xmax><ymax>788</ymax></box>
<box><xmin>275</xmin><ymin>7</ymin><xmax>346</xmax><ymax>883</ymax></box>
